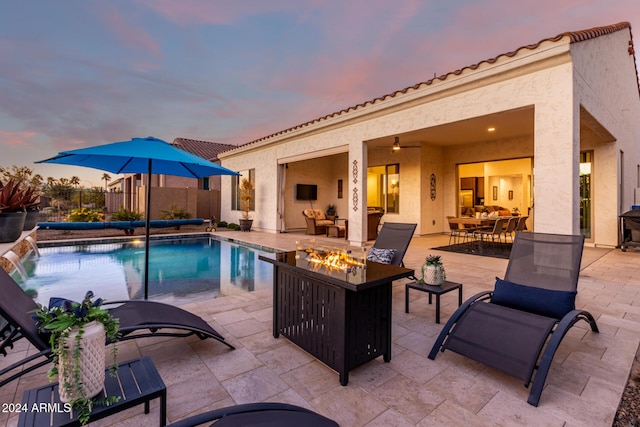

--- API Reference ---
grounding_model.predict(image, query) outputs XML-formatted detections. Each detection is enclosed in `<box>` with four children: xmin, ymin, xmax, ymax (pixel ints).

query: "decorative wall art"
<box><xmin>430</xmin><ymin>174</ymin><xmax>436</xmax><ymax>201</ymax></box>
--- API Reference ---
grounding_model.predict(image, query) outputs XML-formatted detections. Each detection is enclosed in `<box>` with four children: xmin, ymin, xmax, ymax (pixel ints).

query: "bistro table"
<box><xmin>405</xmin><ymin>280</ymin><xmax>463</xmax><ymax>324</ymax></box>
<box><xmin>18</xmin><ymin>356</ymin><xmax>166</xmax><ymax>427</ymax></box>
<box><xmin>260</xmin><ymin>251</ymin><xmax>413</xmax><ymax>386</ymax></box>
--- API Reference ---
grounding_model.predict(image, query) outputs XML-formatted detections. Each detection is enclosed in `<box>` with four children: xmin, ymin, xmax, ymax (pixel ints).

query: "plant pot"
<box><xmin>422</xmin><ymin>264</ymin><xmax>445</xmax><ymax>286</ymax></box>
<box><xmin>239</xmin><ymin>219</ymin><xmax>253</xmax><ymax>232</ymax></box>
<box><xmin>0</xmin><ymin>211</ymin><xmax>27</xmax><ymax>243</ymax></box>
<box><xmin>58</xmin><ymin>321</ymin><xmax>106</xmax><ymax>403</ymax></box>
<box><xmin>23</xmin><ymin>210</ymin><xmax>40</xmax><ymax>230</ymax></box>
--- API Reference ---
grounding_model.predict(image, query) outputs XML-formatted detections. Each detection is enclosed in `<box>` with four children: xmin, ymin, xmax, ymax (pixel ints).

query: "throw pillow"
<box><xmin>366</xmin><ymin>247</ymin><xmax>397</xmax><ymax>264</ymax></box>
<box><xmin>491</xmin><ymin>277</ymin><xmax>576</xmax><ymax>319</ymax></box>
<box><xmin>49</xmin><ymin>297</ymin><xmax>77</xmax><ymax>309</ymax></box>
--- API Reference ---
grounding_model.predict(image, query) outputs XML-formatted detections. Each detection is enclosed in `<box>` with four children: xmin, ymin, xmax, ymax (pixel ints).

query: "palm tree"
<box><xmin>102</xmin><ymin>173</ymin><xmax>111</xmax><ymax>191</ymax></box>
<box><xmin>70</xmin><ymin>176</ymin><xmax>80</xmax><ymax>188</ymax></box>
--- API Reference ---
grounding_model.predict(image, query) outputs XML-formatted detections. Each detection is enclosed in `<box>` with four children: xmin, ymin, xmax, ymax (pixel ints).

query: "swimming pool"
<box><xmin>14</xmin><ymin>236</ymin><xmax>275</xmax><ymax>306</ymax></box>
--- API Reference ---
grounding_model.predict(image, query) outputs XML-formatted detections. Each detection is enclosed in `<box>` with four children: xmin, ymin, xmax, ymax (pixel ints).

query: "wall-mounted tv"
<box><xmin>296</xmin><ymin>184</ymin><xmax>318</xmax><ymax>200</ymax></box>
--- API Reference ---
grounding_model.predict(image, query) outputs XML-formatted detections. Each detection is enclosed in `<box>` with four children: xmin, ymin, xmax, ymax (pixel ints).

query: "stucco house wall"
<box><xmin>219</xmin><ymin>23</ymin><xmax>639</xmax><ymax>246</ymax></box>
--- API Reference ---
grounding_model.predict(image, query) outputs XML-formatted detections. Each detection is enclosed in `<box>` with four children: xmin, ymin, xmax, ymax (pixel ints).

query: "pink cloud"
<box><xmin>100</xmin><ymin>5</ymin><xmax>162</xmax><ymax>58</ymax></box>
<box><xmin>0</xmin><ymin>130</ymin><xmax>36</xmax><ymax>147</ymax></box>
<box><xmin>136</xmin><ymin>0</ymin><xmax>298</xmax><ymax>25</ymax></box>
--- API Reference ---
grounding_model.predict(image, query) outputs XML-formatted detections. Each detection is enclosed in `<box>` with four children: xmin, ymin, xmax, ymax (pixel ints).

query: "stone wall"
<box><xmin>1</xmin><ymin>230</ymin><xmax>37</xmax><ymax>274</ymax></box>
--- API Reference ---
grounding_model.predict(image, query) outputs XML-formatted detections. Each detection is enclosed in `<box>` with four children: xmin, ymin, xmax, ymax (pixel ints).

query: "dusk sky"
<box><xmin>1</xmin><ymin>0</ymin><xmax>639</xmax><ymax>187</ymax></box>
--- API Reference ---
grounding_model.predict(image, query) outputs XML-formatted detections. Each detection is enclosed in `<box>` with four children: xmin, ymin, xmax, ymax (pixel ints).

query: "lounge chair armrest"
<box><xmin>428</xmin><ymin>290</ymin><xmax>493</xmax><ymax>360</ymax></box>
<box><xmin>527</xmin><ymin>309</ymin><xmax>599</xmax><ymax>406</ymax></box>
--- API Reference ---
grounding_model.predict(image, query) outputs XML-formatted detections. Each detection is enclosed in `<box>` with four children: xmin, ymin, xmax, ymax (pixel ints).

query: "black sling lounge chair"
<box><xmin>369</xmin><ymin>222</ymin><xmax>417</xmax><ymax>267</ymax></box>
<box><xmin>0</xmin><ymin>268</ymin><xmax>234</xmax><ymax>388</ymax></box>
<box><xmin>428</xmin><ymin>232</ymin><xmax>599</xmax><ymax>406</ymax></box>
<box><xmin>165</xmin><ymin>402</ymin><xmax>338</xmax><ymax>427</ymax></box>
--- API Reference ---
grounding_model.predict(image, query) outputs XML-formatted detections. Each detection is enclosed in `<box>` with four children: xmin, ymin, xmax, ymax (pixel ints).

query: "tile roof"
<box><xmin>233</xmin><ymin>22</ymin><xmax>636</xmax><ymax>150</ymax></box>
<box><xmin>171</xmin><ymin>138</ymin><xmax>236</xmax><ymax>161</ymax></box>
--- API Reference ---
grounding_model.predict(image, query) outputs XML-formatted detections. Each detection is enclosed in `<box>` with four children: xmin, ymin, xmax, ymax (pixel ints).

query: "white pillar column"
<box><xmin>348</xmin><ymin>141</ymin><xmax>367</xmax><ymax>245</ymax></box>
<box><xmin>533</xmin><ymin>99</ymin><xmax>580</xmax><ymax>234</ymax></box>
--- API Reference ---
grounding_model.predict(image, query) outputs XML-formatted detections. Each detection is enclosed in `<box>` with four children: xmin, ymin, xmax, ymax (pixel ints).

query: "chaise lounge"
<box><xmin>428</xmin><ymin>231</ymin><xmax>599</xmax><ymax>406</ymax></box>
<box><xmin>0</xmin><ymin>268</ymin><xmax>235</xmax><ymax>388</ymax></box>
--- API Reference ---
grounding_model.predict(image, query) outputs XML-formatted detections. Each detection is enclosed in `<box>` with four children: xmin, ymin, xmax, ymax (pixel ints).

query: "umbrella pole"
<box><xmin>144</xmin><ymin>159</ymin><xmax>152</xmax><ymax>300</ymax></box>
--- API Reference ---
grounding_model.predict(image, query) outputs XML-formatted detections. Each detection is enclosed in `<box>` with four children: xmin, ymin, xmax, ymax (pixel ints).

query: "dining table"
<box><xmin>449</xmin><ymin>215</ymin><xmax>519</xmax><ymax>227</ymax></box>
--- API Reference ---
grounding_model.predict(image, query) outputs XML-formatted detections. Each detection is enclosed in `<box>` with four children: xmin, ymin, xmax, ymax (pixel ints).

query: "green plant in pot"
<box><xmin>326</xmin><ymin>204</ymin><xmax>337</xmax><ymax>220</ymax></box>
<box><xmin>238</xmin><ymin>178</ymin><xmax>254</xmax><ymax>232</ymax></box>
<box><xmin>0</xmin><ymin>179</ymin><xmax>29</xmax><ymax>242</ymax></box>
<box><xmin>32</xmin><ymin>291</ymin><xmax>120</xmax><ymax>425</ymax></box>
<box><xmin>421</xmin><ymin>254</ymin><xmax>446</xmax><ymax>285</ymax></box>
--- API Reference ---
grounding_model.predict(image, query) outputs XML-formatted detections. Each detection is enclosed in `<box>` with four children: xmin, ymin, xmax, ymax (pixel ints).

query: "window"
<box><xmin>367</xmin><ymin>164</ymin><xmax>399</xmax><ymax>213</ymax></box>
<box><xmin>231</xmin><ymin>169</ymin><xmax>255</xmax><ymax>211</ymax></box>
<box><xmin>580</xmin><ymin>151</ymin><xmax>593</xmax><ymax>239</ymax></box>
<box><xmin>199</xmin><ymin>177</ymin><xmax>210</xmax><ymax>190</ymax></box>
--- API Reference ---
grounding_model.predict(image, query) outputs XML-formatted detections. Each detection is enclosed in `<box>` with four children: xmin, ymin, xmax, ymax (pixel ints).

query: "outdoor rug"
<box><xmin>432</xmin><ymin>241</ymin><xmax>512</xmax><ymax>259</ymax></box>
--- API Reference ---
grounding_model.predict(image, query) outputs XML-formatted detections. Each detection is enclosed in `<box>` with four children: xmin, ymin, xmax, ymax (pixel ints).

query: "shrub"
<box><xmin>217</xmin><ymin>220</ymin><xmax>228</xmax><ymax>228</ymax></box>
<box><xmin>66</xmin><ymin>208</ymin><xmax>104</xmax><ymax>222</ymax></box>
<box><xmin>160</xmin><ymin>204</ymin><xmax>191</xmax><ymax>220</ymax></box>
<box><xmin>110</xmin><ymin>206</ymin><xmax>143</xmax><ymax>221</ymax></box>
<box><xmin>227</xmin><ymin>222</ymin><xmax>240</xmax><ymax>230</ymax></box>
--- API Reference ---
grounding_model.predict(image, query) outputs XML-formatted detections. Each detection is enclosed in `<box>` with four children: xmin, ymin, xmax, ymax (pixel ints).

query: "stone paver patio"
<box><xmin>1</xmin><ymin>230</ymin><xmax>639</xmax><ymax>426</ymax></box>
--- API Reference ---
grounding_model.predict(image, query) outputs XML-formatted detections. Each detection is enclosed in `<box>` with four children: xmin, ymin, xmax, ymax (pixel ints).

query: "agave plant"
<box><xmin>0</xmin><ymin>179</ymin><xmax>37</xmax><ymax>212</ymax></box>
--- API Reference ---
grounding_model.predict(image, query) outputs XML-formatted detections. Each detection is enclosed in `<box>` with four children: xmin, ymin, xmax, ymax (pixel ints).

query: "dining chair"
<box><xmin>503</xmin><ymin>217</ymin><xmax>519</xmax><ymax>243</ymax></box>
<box><xmin>446</xmin><ymin>217</ymin><xmax>467</xmax><ymax>247</ymax></box>
<box><xmin>516</xmin><ymin>216</ymin><xmax>529</xmax><ymax>232</ymax></box>
<box><xmin>474</xmin><ymin>218</ymin><xmax>508</xmax><ymax>251</ymax></box>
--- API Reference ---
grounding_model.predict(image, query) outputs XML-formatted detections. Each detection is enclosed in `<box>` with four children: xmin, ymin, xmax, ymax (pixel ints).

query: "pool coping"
<box><xmin>37</xmin><ymin>232</ymin><xmax>280</xmax><ymax>253</ymax></box>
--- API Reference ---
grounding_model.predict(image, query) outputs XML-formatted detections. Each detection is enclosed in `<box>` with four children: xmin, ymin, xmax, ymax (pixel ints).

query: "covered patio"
<box><xmin>2</xmin><ymin>229</ymin><xmax>638</xmax><ymax>426</ymax></box>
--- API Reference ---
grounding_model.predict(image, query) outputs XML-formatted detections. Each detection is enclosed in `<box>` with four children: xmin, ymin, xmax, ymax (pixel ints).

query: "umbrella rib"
<box><xmin>180</xmin><ymin>162</ymin><xmax>199</xmax><ymax>178</ymax></box>
<box><xmin>116</xmin><ymin>158</ymin><xmax>135</xmax><ymax>174</ymax></box>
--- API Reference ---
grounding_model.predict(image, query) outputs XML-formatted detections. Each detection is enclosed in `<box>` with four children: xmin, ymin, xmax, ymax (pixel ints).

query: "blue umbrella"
<box><xmin>37</xmin><ymin>136</ymin><xmax>240</xmax><ymax>299</ymax></box>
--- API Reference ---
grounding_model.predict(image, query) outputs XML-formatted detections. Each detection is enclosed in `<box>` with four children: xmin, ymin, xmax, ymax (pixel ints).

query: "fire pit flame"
<box><xmin>305</xmin><ymin>250</ymin><xmax>365</xmax><ymax>272</ymax></box>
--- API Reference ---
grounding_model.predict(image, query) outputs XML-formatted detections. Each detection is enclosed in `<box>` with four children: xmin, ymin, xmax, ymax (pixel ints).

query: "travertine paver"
<box><xmin>2</xmin><ymin>231</ymin><xmax>639</xmax><ymax>427</ymax></box>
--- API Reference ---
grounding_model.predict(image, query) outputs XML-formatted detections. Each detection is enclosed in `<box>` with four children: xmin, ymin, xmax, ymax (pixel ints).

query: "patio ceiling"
<box><xmin>367</xmin><ymin>106</ymin><xmax>534</xmax><ymax>150</ymax></box>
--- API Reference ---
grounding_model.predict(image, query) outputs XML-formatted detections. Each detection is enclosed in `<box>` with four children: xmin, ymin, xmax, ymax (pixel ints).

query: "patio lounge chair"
<box><xmin>0</xmin><ymin>268</ymin><xmax>235</xmax><ymax>388</ymax></box>
<box><xmin>165</xmin><ymin>402</ymin><xmax>338</xmax><ymax>427</ymax></box>
<box><xmin>428</xmin><ymin>231</ymin><xmax>599</xmax><ymax>406</ymax></box>
<box><xmin>368</xmin><ymin>222</ymin><xmax>417</xmax><ymax>267</ymax></box>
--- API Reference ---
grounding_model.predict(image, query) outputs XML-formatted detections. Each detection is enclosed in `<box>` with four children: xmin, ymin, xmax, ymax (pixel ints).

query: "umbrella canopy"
<box><xmin>38</xmin><ymin>136</ymin><xmax>237</xmax><ymax>178</ymax></box>
<box><xmin>37</xmin><ymin>136</ymin><xmax>240</xmax><ymax>299</ymax></box>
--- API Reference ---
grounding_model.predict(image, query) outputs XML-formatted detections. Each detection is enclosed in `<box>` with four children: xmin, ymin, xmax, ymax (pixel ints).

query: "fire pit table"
<box><xmin>259</xmin><ymin>241</ymin><xmax>413</xmax><ymax>385</ymax></box>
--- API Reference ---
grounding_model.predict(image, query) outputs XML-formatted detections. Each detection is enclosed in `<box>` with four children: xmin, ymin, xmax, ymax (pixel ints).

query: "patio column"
<box><xmin>348</xmin><ymin>140</ymin><xmax>367</xmax><ymax>245</ymax></box>
<box><xmin>533</xmin><ymin>98</ymin><xmax>580</xmax><ymax>235</ymax></box>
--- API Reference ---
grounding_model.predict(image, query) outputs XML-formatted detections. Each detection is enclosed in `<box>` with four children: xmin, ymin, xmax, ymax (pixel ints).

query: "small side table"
<box><xmin>405</xmin><ymin>280</ymin><xmax>463</xmax><ymax>324</ymax></box>
<box><xmin>18</xmin><ymin>356</ymin><xmax>166</xmax><ymax>427</ymax></box>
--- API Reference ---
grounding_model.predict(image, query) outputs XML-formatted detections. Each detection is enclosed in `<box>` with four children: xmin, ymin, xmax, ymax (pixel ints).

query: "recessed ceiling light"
<box><xmin>487</xmin><ymin>127</ymin><xmax>496</xmax><ymax>132</ymax></box>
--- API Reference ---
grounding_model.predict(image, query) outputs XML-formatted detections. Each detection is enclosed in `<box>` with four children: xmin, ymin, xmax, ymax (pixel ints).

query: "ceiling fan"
<box><xmin>391</xmin><ymin>136</ymin><xmax>420</xmax><ymax>152</ymax></box>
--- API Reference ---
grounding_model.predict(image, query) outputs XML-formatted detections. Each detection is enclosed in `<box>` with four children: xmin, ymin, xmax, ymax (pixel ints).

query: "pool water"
<box><xmin>15</xmin><ymin>237</ymin><xmax>275</xmax><ymax>306</ymax></box>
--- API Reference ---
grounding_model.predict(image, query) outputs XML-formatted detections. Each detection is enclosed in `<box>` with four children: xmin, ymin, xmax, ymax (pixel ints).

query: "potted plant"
<box><xmin>326</xmin><ymin>204</ymin><xmax>337</xmax><ymax>220</ymax></box>
<box><xmin>238</xmin><ymin>178</ymin><xmax>254</xmax><ymax>232</ymax></box>
<box><xmin>160</xmin><ymin>204</ymin><xmax>192</xmax><ymax>229</ymax></box>
<box><xmin>31</xmin><ymin>291</ymin><xmax>120</xmax><ymax>425</ymax></box>
<box><xmin>0</xmin><ymin>179</ymin><xmax>28</xmax><ymax>242</ymax></box>
<box><xmin>421</xmin><ymin>254</ymin><xmax>446</xmax><ymax>285</ymax></box>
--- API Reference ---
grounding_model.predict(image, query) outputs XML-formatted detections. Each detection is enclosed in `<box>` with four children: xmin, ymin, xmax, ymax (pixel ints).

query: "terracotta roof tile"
<box><xmin>171</xmin><ymin>138</ymin><xmax>236</xmax><ymax>161</ymax></box>
<box><xmin>234</xmin><ymin>22</ymin><xmax>636</xmax><ymax>149</ymax></box>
